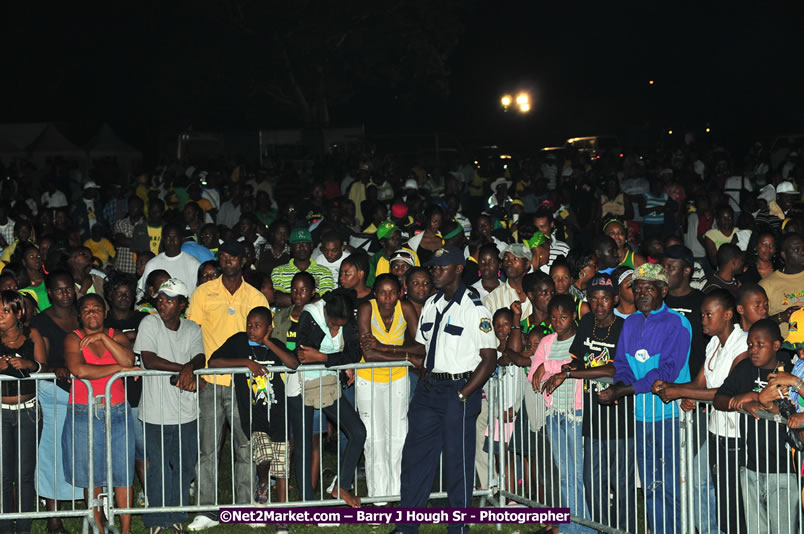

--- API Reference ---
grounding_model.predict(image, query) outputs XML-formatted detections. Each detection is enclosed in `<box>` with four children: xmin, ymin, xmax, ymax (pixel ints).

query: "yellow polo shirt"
<box><xmin>186</xmin><ymin>276</ymin><xmax>269</xmax><ymax>386</ymax></box>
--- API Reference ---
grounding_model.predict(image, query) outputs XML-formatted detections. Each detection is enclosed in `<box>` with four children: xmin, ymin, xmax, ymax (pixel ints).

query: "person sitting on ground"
<box><xmin>702</xmin><ymin>243</ymin><xmax>743</xmax><ymax>297</ymax></box>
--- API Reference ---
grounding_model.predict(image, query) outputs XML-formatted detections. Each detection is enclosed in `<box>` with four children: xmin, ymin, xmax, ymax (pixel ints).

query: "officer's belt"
<box><xmin>429</xmin><ymin>371</ymin><xmax>473</xmax><ymax>381</ymax></box>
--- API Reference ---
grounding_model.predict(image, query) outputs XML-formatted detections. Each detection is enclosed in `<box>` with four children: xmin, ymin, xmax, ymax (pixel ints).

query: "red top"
<box><xmin>69</xmin><ymin>328</ymin><xmax>126</xmax><ymax>405</ymax></box>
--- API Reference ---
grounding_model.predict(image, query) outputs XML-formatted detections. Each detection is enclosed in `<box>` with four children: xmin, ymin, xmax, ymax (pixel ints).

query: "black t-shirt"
<box><xmin>210</xmin><ymin>332</ymin><xmax>287</xmax><ymax>442</ymax></box>
<box><xmin>665</xmin><ymin>289</ymin><xmax>707</xmax><ymax>377</ymax></box>
<box><xmin>31</xmin><ymin>311</ymin><xmax>72</xmax><ymax>392</ymax></box>
<box><xmin>569</xmin><ymin>314</ymin><xmax>633</xmax><ymax>438</ymax></box>
<box><xmin>716</xmin><ymin>357</ymin><xmax>796</xmax><ymax>473</ymax></box>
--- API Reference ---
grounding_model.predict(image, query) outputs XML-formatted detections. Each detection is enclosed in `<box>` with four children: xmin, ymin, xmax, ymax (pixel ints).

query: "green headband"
<box><xmin>442</xmin><ymin>225</ymin><xmax>463</xmax><ymax>240</ymax></box>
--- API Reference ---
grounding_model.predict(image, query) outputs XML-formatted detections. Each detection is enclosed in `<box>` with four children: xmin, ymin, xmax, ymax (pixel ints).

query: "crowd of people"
<box><xmin>0</xmin><ymin>142</ymin><xmax>803</xmax><ymax>534</ymax></box>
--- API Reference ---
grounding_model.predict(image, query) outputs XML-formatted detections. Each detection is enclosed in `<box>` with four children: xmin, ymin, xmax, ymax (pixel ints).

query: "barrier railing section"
<box><xmin>494</xmin><ymin>371</ymin><xmax>804</xmax><ymax>534</ymax></box>
<box><xmin>101</xmin><ymin>361</ymin><xmax>496</xmax><ymax>524</ymax></box>
<box><xmin>0</xmin><ymin>374</ymin><xmax>98</xmax><ymax>530</ymax></box>
<box><xmin>683</xmin><ymin>399</ymin><xmax>803</xmax><ymax>534</ymax></box>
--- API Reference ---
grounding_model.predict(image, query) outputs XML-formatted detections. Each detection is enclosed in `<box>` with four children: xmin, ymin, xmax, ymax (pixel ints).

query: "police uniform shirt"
<box><xmin>416</xmin><ymin>286</ymin><xmax>497</xmax><ymax>374</ymax></box>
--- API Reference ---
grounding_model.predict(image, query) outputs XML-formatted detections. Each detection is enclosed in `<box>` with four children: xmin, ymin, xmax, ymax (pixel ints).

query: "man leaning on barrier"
<box><xmin>599</xmin><ymin>263</ymin><xmax>691</xmax><ymax>534</ymax></box>
<box><xmin>133</xmin><ymin>278</ymin><xmax>205</xmax><ymax>534</ymax></box>
<box><xmin>394</xmin><ymin>246</ymin><xmax>497</xmax><ymax>534</ymax></box>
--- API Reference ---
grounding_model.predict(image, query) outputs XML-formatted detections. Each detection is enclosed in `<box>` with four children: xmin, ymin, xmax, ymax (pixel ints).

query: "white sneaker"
<box><xmin>326</xmin><ymin>475</ymin><xmax>338</xmax><ymax>494</ymax></box>
<box><xmin>186</xmin><ymin>515</ymin><xmax>219</xmax><ymax>531</ymax></box>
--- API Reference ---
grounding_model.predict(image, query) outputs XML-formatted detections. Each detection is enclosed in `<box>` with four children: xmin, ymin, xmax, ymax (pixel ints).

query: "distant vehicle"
<box><xmin>564</xmin><ymin>135</ymin><xmax>623</xmax><ymax>161</ymax></box>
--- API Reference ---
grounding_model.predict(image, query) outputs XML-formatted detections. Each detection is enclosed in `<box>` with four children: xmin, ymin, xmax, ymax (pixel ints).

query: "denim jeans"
<box><xmin>143</xmin><ymin>421</ymin><xmax>198</xmax><ymax>528</ymax></box>
<box><xmin>739</xmin><ymin>468</ymin><xmax>799</xmax><ymax>534</ymax></box>
<box><xmin>546</xmin><ymin>412</ymin><xmax>594</xmax><ymax>534</ymax></box>
<box><xmin>0</xmin><ymin>404</ymin><xmax>37</xmax><ymax>534</ymax></box>
<box><xmin>635</xmin><ymin>418</ymin><xmax>682</xmax><ymax>534</ymax></box>
<box><xmin>582</xmin><ymin>437</ymin><xmax>636</xmax><ymax>533</ymax></box>
<box><xmin>691</xmin><ymin>439</ymin><xmax>723</xmax><ymax>534</ymax></box>
<box><xmin>288</xmin><ymin>393</ymin><xmax>366</xmax><ymax>501</ymax></box>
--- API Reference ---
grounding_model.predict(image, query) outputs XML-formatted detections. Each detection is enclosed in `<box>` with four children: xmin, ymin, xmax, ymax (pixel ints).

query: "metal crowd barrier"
<box><xmin>99</xmin><ymin>362</ymin><xmax>496</xmax><ymax>527</ymax></box>
<box><xmin>0</xmin><ymin>374</ymin><xmax>99</xmax><ymax>534</ymax></box>
<box><xmin>494</xmin><ymin>370</ymin><xmax>804</xmax><ymax>534</ymax></box>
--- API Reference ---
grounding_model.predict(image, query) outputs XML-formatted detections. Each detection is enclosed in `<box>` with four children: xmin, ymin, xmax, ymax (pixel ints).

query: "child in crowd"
<box><xmin>209</xmin><ymin>306</ymin><xmax>298</xmax><ymax>521</ymax></box>
<box><xmin>702</xmin><ymin>243</ymin><xmax>743</xmax><ymax>296</ymax></box>
<box><xmin>470</xmin><ymin>243</ymin><xmax>501</xmax><ymax>300</ymax></box>
<box><xmin>545</xmin><ymin>273</ymin><xmax>635</xmax><ymax>533</ymax></box>
<box><xmin>736</xmin><ymin>283</ymin><xmax>769</xmax><ymax>332</ymax></box>
<box><xmin>713</xmin><ymin>319</ymin><xmax>798</xmax><ymax>534</ymax></box>
<box><xmin>529</xmin><ymin>294</ymin><xmax>593</xmax><ymax>534</ymax></box>
<box><xmin>521</xmin><ymin>271</ymin><xmax>555</xmax><ymax>339</ymax></box>
<box><xmin>135</xmin><ymin>269</ymin><xmax>170</xmax><ymax>314</ymax></box>
<box><xmin>485</xmin><ymin>305</ymin><xmax>524</xmax><ymax>495</ymax></box>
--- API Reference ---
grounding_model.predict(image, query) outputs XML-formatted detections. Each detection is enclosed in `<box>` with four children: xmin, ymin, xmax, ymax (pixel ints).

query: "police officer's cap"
<box><xmin>426</xmin><ymin>246</ymin><xmax>464</xmax><ymax>267</ymax></box>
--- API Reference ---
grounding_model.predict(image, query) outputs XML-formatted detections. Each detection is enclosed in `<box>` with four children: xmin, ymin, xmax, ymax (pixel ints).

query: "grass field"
<box><xmin>26</xmin><ymin>433</ymin><xmax>550</xmax><ymax>533</ymax></box>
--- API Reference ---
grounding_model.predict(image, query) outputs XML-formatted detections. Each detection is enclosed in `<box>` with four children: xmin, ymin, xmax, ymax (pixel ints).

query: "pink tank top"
<box><xmin>69</xmin><ymin>329</ymin><xmax>126</xmax><ymax>405</ymax></box>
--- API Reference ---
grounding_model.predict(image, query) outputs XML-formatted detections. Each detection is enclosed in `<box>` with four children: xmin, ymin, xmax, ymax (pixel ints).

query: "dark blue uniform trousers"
<box><xmin>397</xmin><ymin>375</ymin><xmax>481</xmax><ymax>534</ymax></box>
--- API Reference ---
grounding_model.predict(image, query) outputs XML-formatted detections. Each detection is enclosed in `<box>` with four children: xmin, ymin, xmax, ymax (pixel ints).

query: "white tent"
<box><xmin>86</xmin><ymin>124</ymin><xmax>142</xmax><ymax>176</ymax></box>
<box><xmin>87</xmin><ymin>124</ymin><xmax>142</xmax><ymax>158</ymax></box>
<box><xmin>28</xmin><ymin>124</ymin><xmax>86</xmax><ymax>160</ymax></box>
<box><xmin>0</xmin><ymin>123</ymin><xmax>48</xmax><ymax>150</ymax></box>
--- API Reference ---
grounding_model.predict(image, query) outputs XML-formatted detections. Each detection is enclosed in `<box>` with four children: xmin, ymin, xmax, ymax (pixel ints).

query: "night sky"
<box><xmin>1</xmin><ymin>3</ymin><xmax>802</xmax><ymax>157</ymax></box>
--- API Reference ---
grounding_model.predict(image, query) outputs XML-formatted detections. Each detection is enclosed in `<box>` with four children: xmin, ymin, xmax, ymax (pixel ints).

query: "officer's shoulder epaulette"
<box><xmin>468</xmin><ymin>291</ymin><xmax>484</xmax><ymax>306</ymax></box>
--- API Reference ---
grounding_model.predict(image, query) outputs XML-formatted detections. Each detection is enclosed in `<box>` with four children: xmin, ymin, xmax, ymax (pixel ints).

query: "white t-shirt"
<box><xmin>137</xmin><ymin>252</ymin><xmax>200</xmax><ymax>301</ymax></box>
<box><xmin>41</xmin><ymin>190</ymin><xmax>68</xmax><ymax>209</ymax></box>
<box><xmin>705</xmin><ymin>325</ymin><xmax>748</xmax><ymax>438</ymax></box>
<box><xmin>134</xmin><ymin>315</ymin><xmax>205</xmax><ymax>425</ymax></box>
<box><xmin>311</xmin><ymin>249</ymin><xmax>350</xmax><ymax>282</ymax></box>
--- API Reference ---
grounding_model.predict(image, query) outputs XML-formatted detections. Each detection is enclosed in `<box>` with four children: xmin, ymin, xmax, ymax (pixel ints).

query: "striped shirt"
<box><xmin>642</xmin><ymin>192</ymin><xmax>668</xmax><ymax>225</ymax></box>
<box><xmin>548</xmin><ymin>236</ymin><xmax>570</xmax><ymax>266</ymax></box>
<box><xmin>271</xmin><ymin>259</ymin><xmax>336</xmax><ymax>295</ymax></box>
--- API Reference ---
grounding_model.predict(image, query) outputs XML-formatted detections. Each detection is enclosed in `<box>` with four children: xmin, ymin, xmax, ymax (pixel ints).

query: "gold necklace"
<box><xmin>592</xmin><ymin>317</ymin><xmax>613</xmax><ymax>340</ymax></box>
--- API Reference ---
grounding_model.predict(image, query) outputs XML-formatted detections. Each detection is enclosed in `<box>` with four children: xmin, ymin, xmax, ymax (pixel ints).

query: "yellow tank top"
<box><xmin>357</xmin><ymin>300</ymin><xmax>407</xmax><ymax>382</ymax></box>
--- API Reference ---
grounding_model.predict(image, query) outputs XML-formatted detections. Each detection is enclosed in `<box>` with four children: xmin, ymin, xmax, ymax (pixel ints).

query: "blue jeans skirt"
<box><xmin>62</xmin><ymin>402</ymin><xmax>135</xmax><ymax>489</ymax></box>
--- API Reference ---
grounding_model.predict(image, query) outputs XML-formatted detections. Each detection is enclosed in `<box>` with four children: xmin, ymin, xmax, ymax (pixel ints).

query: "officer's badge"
<box><xmin>479</xmin><ymin>318</ymin><xmax>492</xmax><ymax>333</ymax></box>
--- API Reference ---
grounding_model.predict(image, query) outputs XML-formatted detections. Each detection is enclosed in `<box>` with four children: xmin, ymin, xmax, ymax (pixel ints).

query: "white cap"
<box><xmin>777</xmin><ymin>181</ymin><xmax>797</xmax><ymax>194</ymax></box>
<box><xmin>158</xmin><ymin>278</ymin><xmax>190</xmax><ymax>299</ymax></box>
<box><xmin>404</xmin><ymin>178</ymin><xmax>419</xmax><ymax>190</ymax></box>
<box><xmin>83</xmin><ymin>181</ymin><xmax>100</xmax><ymax>190</ymax></box>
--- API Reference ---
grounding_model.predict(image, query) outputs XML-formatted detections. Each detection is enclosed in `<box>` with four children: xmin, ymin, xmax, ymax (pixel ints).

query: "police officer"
<box><xmin>395</xmin><ymin>246</ymin><xmax>497</xmax><ymax>534</ymax></box>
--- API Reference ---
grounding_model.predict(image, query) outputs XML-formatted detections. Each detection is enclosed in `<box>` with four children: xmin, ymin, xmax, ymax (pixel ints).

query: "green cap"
<box><xmin>524</xmin><ymin>231</ymin><xmax>548</xmax><ymax>249</ymax></box>
<box><xmin>288</xmin><ymin>228</ymin><xmax>312</xmax><ymax>244</ymax></box>
<box><xmin>376</xmin><ymin>220</ymin><xmax>399</xmax><ymax>241</ymax></box>
<box><xmin>633</xmin><ymin>262</ymin><xmax>669</xmax><ymax>285</ymax></box>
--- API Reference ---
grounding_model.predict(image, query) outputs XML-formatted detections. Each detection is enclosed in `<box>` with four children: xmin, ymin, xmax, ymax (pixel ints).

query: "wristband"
<box><xmin>566</xmin><ymin>369</ymin><xmax>571</xmax><ymax>379</ymax></box>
